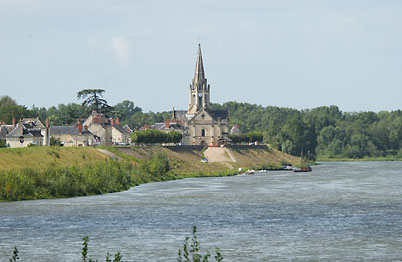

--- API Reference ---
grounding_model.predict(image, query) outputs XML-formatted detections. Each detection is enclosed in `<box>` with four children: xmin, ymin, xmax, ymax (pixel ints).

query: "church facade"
<box><xmin>174</xmin><ymin>45</ymin><xmax>229</xmax><ymax>146</ymax></box>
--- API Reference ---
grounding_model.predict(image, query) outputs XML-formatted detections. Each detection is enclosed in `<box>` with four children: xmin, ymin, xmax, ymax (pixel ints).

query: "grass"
<box><xmin>0</xmin><ymin>147</ymin><xmax>108</xmax><ymax>171</ymax></box>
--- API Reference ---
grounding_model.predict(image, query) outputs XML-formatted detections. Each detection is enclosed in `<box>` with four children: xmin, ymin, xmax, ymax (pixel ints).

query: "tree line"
<box><xmin>211</xmin><ymin>102</ymin><xmax>402</xmax><ymax>159</ymax></box>
<box><xmin>2</xmin><ymin>94</ymin><xmax>402</xmax><ymax>159</ymax></box>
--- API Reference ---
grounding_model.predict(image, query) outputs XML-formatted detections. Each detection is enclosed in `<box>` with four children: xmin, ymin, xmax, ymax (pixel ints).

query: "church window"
<box><xmin>201</xmin><ymin>129</ymin><xmax>205</xmax><ymax>137</ymax></box>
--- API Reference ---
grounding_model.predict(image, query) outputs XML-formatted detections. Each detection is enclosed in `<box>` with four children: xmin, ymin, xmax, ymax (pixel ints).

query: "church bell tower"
<box><xmin>188</xmin><ymin>44</ymin><xmax>210</xmax><ymax>115</ymax></box>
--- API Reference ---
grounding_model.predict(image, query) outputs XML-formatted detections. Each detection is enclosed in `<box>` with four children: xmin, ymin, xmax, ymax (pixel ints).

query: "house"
<box><xmin>230</xmin><ymin>124</ymin><xmax>241</xmax><ymax>135</ymax></box>
<box><xmin>82</xmin><ymin>111</ymin><xmax>113</xmax><ymax>145</ymax></box>
<box><xmin>21</xmin><ymin>118</ymin><xmax>50</xmax><ymax>146</ymax></box>
<box><xmin>110</xmin><ymin>118</ymin><xmax>131</xmax><ymax>145</ymax></box>
<box><xmin>50</xmin><ymin>121</ymin><xmax>95</xmax><ymax>147</ymax></box>
<box><xmin>5</xmin><ymin>120</ymin><xmax>44</xmax><ymax>148</ymax></box>
<box><xmin>82</xmin><ymin>111</ymin><xmax>131</xmax><ymax>146</ymax></box>
<box><xmin>0</xmin><ymin>124</ymin><xmax>15</xmax><ymax>146</ymax></box>
<box><xmin>173</xmin><ymin>44</ymin><xmax>229</xmax><ymax>146</ymax></box>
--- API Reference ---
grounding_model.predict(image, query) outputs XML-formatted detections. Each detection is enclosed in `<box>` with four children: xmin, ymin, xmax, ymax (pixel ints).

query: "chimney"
<box><xmin>12</xmin><ymin>117</ymin><xmax>16</xmax><ymax>127</ymax></box>
<box><xmin>165</xmin><ymin>120</ymin><xmax>170</xmax><ymax>129</ymax></box>
<box><xmin>75</xmin><ymin>121</ymin><xmax>82</xmax><ymax>134</ymax></box>
<box><xmin>46</xmin><ymin>118</ymin><xmax>49</xmax><ymax>128</ymax></box>
<box><xmin>18</xmin><ymin>120</ymin><xmax>23</xmax><ymax>136</ymax></box>
<box><xmin>116</xmin><ymin>118</ymin><xmax>119</xmax><ymax>126</ymax></box>
<box><xmin>110</xmin><ymin>118</ymin><xmax>114</xmax><ymax>126</ymax></box>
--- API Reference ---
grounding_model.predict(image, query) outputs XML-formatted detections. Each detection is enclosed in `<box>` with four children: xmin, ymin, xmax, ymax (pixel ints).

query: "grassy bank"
<box><xmin>0</xmin><ymin>145</ymin><xmax>299</xmax><ymax>201</ymax></box>
<box><xmin>0</xmin><ymin>147</ymin><xmax>108</xmax><ymax>171</ymax></box>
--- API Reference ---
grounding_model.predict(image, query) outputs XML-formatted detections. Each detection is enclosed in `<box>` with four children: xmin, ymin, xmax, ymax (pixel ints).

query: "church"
<box><xmin>173</xmin><ymin>44</ymin><xmax>229</xmax><ymax>146</ymax></box>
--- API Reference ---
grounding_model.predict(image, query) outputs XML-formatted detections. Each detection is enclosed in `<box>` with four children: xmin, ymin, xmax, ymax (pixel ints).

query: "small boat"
<box><xmin>293</xmin><ymin>150</ymin><xmax>312</xmax><ymax>173</ymax></box>
<box><xmin>293</xmin><ymin>166</ymin><xmax>312</xmax><ymax>172</ymax></box>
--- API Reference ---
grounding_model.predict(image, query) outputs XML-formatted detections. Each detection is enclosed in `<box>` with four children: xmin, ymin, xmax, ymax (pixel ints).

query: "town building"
<box><xmin>173</xmin><ymin>44</ymin><xmax>229</xmax><ymax>146</ymax></box>
<box><xmin>111</xmin><ymin>118</ymin><xmax>131</xmax><ymax>145</ymax></box>
<box><xmin>5</xmin><ymin>119</ymin><xmax>44</xmax><ymax>148</ymax></box>
<box><xmin>50</xmin><ymin>121</ymin><xmax>96</xmax><ymax>147</ymax></box>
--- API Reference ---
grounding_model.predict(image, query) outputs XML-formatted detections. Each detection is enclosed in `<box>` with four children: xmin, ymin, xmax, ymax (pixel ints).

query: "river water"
<box><xmin>1</xmin><ymin>161</ymin><xmax>402</xmax><ymax>261</ymax></box>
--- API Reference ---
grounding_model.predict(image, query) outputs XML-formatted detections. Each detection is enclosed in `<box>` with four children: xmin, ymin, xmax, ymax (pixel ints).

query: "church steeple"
<box><xmin>194</xmin><ymin>44</ymin><xmax>205</xmax><ymax>82</ymax></box>
<box><xmin>188</xmin><ymin>44</ymin><xmax>210</xmax><ymax>114</ymax></box>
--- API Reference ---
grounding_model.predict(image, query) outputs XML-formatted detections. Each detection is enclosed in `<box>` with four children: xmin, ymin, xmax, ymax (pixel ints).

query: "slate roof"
<box><xmin>122</xmin><ymin>125</ymin><xmax>133</xmax><ymax>133</ymax></box>
<box><xmin>6</xmin><ymin>124</ymin><xmax>43</xmax><ymax>138</ymax></box>
<box><xmin>112</xmin><ymin>124</ymin><xmax>130</xmax><ymax>134</ymax></box>
<box><xmin>0</xmin><ymin>125</ymin><xmax>14</xmax><ymax>140</ymax></box>
<box><xmin>208</xmin><ymin>110</ymin><xmax>228</xmax><ymax>120</ymax></box>
<box><xmin>22</xmin><ymin>118</ymin><xmax>45</xmax><ymax>129</ymax></box>
<box><xmin>173</xmin><ymin>110</ymin><xmax>188</xmax><ymax>122</ymax></box>
<box><xmin>50</xmin><ymin>126</ymin><xmax>93</xmax><ymax>136</ymax></box>
<box><xmin>153</xmin><ymin>123</ymin><xmax>166</xmax><ymax>130</ymax></box>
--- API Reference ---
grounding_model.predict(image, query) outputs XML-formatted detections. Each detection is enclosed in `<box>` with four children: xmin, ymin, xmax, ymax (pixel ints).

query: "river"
<box><xmin>1</xmin><ymin>161</ymin><xmax>402</xmax><ymax>261</ymax></box>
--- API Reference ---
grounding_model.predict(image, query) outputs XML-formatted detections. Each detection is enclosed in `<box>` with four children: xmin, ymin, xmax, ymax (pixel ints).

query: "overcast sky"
<box><xmin>1</xmin><ymin>0</ymin><xmax>401</xmax><ymax>113</ymax></box>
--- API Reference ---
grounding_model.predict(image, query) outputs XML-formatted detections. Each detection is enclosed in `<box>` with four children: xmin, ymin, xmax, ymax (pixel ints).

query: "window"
<box><xmin>201</xmin><ymin>129</ymin><xmax>205</xmax><ymax>137</ymax></box>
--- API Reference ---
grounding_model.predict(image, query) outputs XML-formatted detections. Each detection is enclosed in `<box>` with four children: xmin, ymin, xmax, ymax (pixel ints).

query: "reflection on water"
<box><xmin>1</xmin><ymin>162</ymin><xmax>402</xmax><ymax>261</ymax></box>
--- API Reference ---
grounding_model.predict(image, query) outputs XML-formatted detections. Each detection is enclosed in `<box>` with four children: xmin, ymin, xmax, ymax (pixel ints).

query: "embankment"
<box><xmin>114</xmin><ymin>144</ymin><xmax>299</xmax><ymax>174</ymax></box>
<box><xmin>0</xmin><ymin>145</ymin><xmax>298</xmax><ymax>201</ymax></box>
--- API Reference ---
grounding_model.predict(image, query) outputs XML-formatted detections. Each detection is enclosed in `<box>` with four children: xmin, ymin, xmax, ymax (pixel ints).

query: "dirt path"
<box><xmin>204</xmin><ymin>147</ymin><xmax>236</xmax><ymax>162</ymax></box>
<box><xmin>97</xmin><ymin>149</ymin><xmax>122</xmax><ymax>160</ymax></box>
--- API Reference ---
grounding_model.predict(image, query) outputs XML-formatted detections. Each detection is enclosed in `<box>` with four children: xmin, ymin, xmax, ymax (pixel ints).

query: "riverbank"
<box><xmin>0</xmin><ymin>145</ymin><xmax>299</xmax><ymax>201</ymax></box>
<box><xmin>317</xmin><ymin>156</ymin><xmax>402</xmax><ymax>162</ymax></box>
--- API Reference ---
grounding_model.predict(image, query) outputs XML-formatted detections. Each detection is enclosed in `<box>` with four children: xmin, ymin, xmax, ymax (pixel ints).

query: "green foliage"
<box><xmin>109</xmin><ymin>100</ymin><xmax>142</xmax><ymax>125</ymax></box>
<box><xmin>46</xmin><ymin>103</ymin><xmax>88</xmax><ymax>125</ymax></box>
<box><xmin>9</xmin><ymin>246</ymin><xmax>19</xmax><ymax>262</ymax></box>
<box><xmin>82</xmin><ymin>236</ymin><xmax>122</xmax><ymax>262</ymax></box>
<box><xmin>140</xmin><ymin>152</ymin><xmax>171</xmax><ymax>179</ymax></box>
<box><xmin>77</xmin><ymin>89</ymin><xmax>112</xmax><ymax>114</ymax></box>
<box><xmin>50</xmin><ymin>136</ymin><xmax>62</xmax><ymax>146</ymax></box>
<box><xmin>126</xmin><ymin>110</ymin><xmax>171</xmax><ymax>129</ymax></box>
<box><xmin>0</xmin><ymin>100</ymin><xmax>33</xmax><ymax>124</ymax></box>
<box><xmin>131</xmin><ymin>130</ymin><xmax>182</xmax><ymax>144</ymax></box>
<box><xmin>0</xmin><ymin>160</ymin><xmax>134</xmax><ymax>201</ymax></box>
<box><xmin>0</xmin><ymin>139</ymin><xmax>6</xmax><ymax>148</ymax></box>
<box><xmin>177</xmin><ymin>226</ymin><xmax>223</xmax><ymax>262</ymax></box>
<box><xmin>227</xmin><ymin>132</ymin><xmax>263</xmax><ymax>144</ymax></box>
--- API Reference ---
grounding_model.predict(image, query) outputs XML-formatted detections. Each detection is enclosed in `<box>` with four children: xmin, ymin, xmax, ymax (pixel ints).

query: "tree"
<box><xmin>77</xmin><ymin>89</ymin><xmax>112</xmax><ymax>114</ymax></box>
<box><xmin>0</xmin><ymin>96</ymin><xmax>17</xmax><ymax>107</ymax></box>
<box><xmin>110</xmin><ymin>100</ymin><xmax>142</xmax><ymax>124</ymax></box>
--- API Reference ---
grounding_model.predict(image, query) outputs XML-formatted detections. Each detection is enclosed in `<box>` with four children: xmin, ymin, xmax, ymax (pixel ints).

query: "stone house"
<box><xmin>110</xmin><ymin>118</ymin><xmax>131</xmax><ymax>145</ymax></box>
<box><xmin>82</xmin><ymin>111</ymin><xmax>113</xmax><ymax>146</ymax></box>
<box><xmin>5</xmin><ymin>120</ymin><xmax>44</xmax><ymax>148</ymax></box>
<box><xmin>50</xmin><ymin>121</ymin><xmax>95</xmax><ymax>147</ymax></box>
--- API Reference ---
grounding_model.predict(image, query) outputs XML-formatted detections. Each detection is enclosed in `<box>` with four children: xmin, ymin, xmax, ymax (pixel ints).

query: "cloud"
<box><xmin>109</xmin><ymin>36</ymin><xmax>131</xmax><ymax>64</ymax></box>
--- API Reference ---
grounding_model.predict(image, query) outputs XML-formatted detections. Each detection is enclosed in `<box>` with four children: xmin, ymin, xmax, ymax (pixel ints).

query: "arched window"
<box><xmin>201</xmin><ymin>129</ymin><xmax>205</xmax><ymax>137</ymax></box>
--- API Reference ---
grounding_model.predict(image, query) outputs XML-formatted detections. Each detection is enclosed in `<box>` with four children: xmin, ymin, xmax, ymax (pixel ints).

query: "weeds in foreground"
<box><xmin>9</xmin><ymin>227</ymin><xmax>223</xmax><ymax>262</ymax></box>
<box><xmin>177</xmin><ymin>226</ymin><xmax>223</xmax><ymax>262</ymax></box>
<box><xmin>9</xmin><ymin>246</ymin><xmax>19</xmax><ymax>262</ymax></box>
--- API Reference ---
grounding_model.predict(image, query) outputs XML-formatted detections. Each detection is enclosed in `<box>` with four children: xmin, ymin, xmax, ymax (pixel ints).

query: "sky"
<box><xmin>1</xmin><ymin>0</ymin><xmax>401</xmax><ymax>113</ymax></box>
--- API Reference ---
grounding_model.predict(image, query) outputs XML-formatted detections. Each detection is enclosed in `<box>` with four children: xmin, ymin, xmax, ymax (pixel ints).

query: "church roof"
<box><xmin>194</xmin><ymin>44</ymin><xmax>205</xmax><ymax>82</ymax></box>
<box><xmin>208</xmin><ymin>110</ymin><xmax>228</xmax><ymax>120</ymax></box>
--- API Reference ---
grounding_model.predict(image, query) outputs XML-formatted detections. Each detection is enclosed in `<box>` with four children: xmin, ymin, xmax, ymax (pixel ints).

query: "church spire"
<box><xmin>194</xmin><ymin>44</ymin><xmax>205</xmax><ymax>82</ymax></box>
<box><xmin>188</xmin><ymin>44</ymin><xmax>210</xmax><ymax>114</ymax></box>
